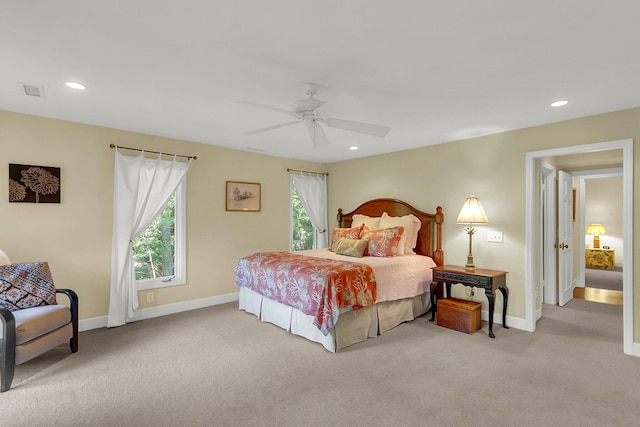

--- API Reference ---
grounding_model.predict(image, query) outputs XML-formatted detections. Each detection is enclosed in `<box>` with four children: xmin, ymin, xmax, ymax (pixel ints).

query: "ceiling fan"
<box><xmin>239</xmin><ymin>83</ymin><xmax>390</xmax><ymax>147</ymax></box>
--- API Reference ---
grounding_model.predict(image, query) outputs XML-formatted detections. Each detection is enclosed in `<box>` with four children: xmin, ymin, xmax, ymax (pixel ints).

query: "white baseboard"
<box><xmin>78</xmin><ymin>315</ymin><xmax>109</xmax><ymax>332</ymax></box>
<box><xmin>480</xmin><ymin>310</ymin><xmax>526</xmax><ymax>331</ymax></box>
<box><xmin>78</xmin><ymin>292</ymin><xmax>239</xmax><ymax>332</ymax></box>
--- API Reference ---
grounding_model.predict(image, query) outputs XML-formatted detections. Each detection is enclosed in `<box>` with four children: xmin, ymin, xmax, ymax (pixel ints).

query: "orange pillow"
<box><xmin>329</xmin><ymin>224</ymin><xmax>364</xmax><ymax>251</ymax></box>
<box><xmin>360</xmin><ymin>226</ymin><xmax>405</xmax><ymax>257</ymax></box>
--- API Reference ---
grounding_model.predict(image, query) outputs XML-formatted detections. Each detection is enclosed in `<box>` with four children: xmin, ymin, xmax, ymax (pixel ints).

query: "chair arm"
<box><xmin>0</xmin><ymin>307</ymin><xmax>16</xmax><ymax>392</ymax></box>
<box><xmin>55</xmin><ymin>289</ymin><xmax>78</xmax><ymax>352</ymax></box>
<box><xmin>0</xmin><ymin>306</ymin><xmax>16</xmax><ymax>347</ymax></box>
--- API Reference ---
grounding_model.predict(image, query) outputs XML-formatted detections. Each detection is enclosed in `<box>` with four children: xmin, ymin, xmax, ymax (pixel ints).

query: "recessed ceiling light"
<box><xmin>349</xmin><ymin>146</ymin><xmax>359</xmax><ymax>150</ymax></box>
<box><xmin>551</xmin><ymin>100</ymin><xmax>568</xmax><ymax>107</ymax></box>
<box><xmin>65</xmin><ymin>81</ymin><xmax>86</xmax><ymax>90</ymax></box>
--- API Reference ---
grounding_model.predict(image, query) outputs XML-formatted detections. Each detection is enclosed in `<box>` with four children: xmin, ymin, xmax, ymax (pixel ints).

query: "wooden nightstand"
<box><xmin>429</xmin><ymin>265</ymin><xmax>509</xmax><ymax>338</ymax></box>
<box><xmin>585</xmin><ymin>248</ymin><xmax>615</xmax><ymax>269</ymax></box>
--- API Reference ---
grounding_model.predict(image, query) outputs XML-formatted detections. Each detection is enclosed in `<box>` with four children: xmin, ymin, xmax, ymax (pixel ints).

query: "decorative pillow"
<box><xmin>335</xmin><ymin>238</ymin><xmax>369</xmax><ymax>258</ymax></box>
<box><xmin>351</xmin><ymin>213</ymin><xmax>382</xmax><ymax>230</ymax></box>
<box><xmin>0</xmin><ymin>262</ymin><xmax>57</xmax><ymax>311</ymax></box>
<box><xmin>0</xmin><ymin>249</ymin><xmax>10</xmax><ymax>265</ymax></box>
<box><xmin>329</xmin><ymin>225</ymin><xmax>364</xmax><ymax>251</ymax></box>
<box><xmin>360</xmin><ymin>226</ymin><xmax>405</xmax><ymax>257</ymax></box>
<box><xmin>380</xmin><ymin>212</ymin><xmax>421</xmax><ymax>255</ymax></box>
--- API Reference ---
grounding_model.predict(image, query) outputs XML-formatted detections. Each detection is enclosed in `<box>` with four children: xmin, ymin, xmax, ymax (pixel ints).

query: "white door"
<box><xmin>558</xmin><ymin>170</ymin><xmax>574</xmax><ymax>306</ymax></box>
<box><xmin>541</xmin><ymin>164</ymin><xmax>557</xmax><ymax>305</ymax></box>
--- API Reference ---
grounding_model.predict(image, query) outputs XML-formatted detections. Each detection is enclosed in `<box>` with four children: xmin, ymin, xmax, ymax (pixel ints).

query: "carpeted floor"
<box><xmin>1</xmin><ymin>299</ymin><xmax>639</xmax><ymax>427</ymax></box>
<box><xmin>585</xmin><ymin>266</ymin><xmax>623</xmax><ymax>291</ymax></box>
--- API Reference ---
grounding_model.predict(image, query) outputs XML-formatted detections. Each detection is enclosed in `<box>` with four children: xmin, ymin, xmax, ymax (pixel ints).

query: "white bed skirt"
<box><xmin>238</xmin><ymin>287</ymin><xmax>431</xmax><ymax>352</ymax></box>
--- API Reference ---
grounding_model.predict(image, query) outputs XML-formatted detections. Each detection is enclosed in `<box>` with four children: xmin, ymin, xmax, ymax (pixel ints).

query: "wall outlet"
<box><xmin>487</xmin><ymin>231</ymin><xmax>503</xmax><ymax>243</ymax></box>
<box><xmin>146</xmin><ymin>292</ymin><xmax>154</xmax><ymax>303</ymax></box>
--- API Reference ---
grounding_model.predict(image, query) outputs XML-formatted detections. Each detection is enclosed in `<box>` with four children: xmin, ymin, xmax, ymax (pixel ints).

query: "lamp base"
<box><xmin>593</xmin><ymin>235</ymin><xmax>600</xmax><ymax>249</ymax></box>
<box><xmin>464</xmin><ymin>255</ymin><xmax>476</xmax><ymax>271</ymax></box>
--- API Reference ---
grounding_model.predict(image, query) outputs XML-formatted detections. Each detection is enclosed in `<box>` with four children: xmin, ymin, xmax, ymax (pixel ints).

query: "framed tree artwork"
<box><xmin>9</xmin><ymin>163</ymin><xmax>61</xmax><ymax>203</ymax></box>
<box><xmin>226</xmin><ymin>181</ymin><xmax>261</xmax><ymax>212</ymax></box>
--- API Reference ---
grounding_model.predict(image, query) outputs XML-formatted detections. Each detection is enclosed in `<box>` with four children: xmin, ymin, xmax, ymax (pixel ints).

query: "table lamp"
<box><xmin>586</xmin><ymin>223</ymin><xmax>606</xmax><ymax>248</ymax></box>
<box><xmin>456</xmin><ymin>195</ymin><xmax>488</xmax><ymax>271</ymax></box>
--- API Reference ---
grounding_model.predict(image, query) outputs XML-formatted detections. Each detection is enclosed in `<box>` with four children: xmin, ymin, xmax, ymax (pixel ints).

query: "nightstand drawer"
<box><xmin>433</xmin><ymin>270</ymin><xmax>492</xmax><ymax>287</ymax></box>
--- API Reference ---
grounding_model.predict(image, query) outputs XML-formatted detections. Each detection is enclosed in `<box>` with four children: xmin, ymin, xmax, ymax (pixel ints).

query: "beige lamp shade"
<box><xmin>586</xmin><ymin>223</ymin><xmax>606</xmax><ymax>236</ymax></box>
<box><xmin>456</xmin><ymin>196</ymin><xmax>489</xmax><ymax>224</ymax></box>
<box><xmin>456</xmin><ymin>195</ymin><xmax>488</xmax><ymax>271</ymax></box>
<box><xmin>586</xmin><ymin>223</ymin><xmax>606</xmax><ymax>248</ymax></box>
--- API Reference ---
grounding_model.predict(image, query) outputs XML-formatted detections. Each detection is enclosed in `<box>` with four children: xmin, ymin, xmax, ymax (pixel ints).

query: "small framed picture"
<box><xmin>9</xmin><ymin>163</ymin><xmax>61</xmax><ymax>203</ymax></box>
<box><xmin>226</xmin><ymin>181</ymin><xmax>261</xmax><ymax>212</ymax></box>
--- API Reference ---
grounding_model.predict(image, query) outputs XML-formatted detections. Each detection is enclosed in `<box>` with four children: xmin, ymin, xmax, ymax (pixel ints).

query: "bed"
<box><xmin>235</xmin><ymin>198</ymin><xmax>444</xmax><ymax>352</ymax></box>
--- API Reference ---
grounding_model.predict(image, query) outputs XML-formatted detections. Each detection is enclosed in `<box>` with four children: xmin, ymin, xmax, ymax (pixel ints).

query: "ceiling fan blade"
<box><xmin>304</xmin><ymin>118</ymin><xmax>329</xmax><ymax>148</ymax></box>
<box><xmin>245</xmin><ymin>121</ymin><xmax>300</xmax><ymax>135</ymax></box>
<box><xmin>323</xmin><ymin>118</ymin><xmax>390</xmax><ymax>138</ymax></box>
<box><xmin>236</xmin><ymin>101</ymin><xmax>295</xmax><ymax>118</ymax></box>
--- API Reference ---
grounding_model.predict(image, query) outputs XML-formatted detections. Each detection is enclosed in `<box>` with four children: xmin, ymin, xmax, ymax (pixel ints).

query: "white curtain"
<box><xmin>108</xmin><ymin>150</ymin><xmax>191</xmax><ymax>327</ymax></box>
<box><xmin>290</xmin><ymin>173</ymin><xmax>328</xmax><ymax>249</ymax></box>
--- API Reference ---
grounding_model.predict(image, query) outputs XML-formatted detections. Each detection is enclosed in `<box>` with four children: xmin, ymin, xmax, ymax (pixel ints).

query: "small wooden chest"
<box><xmin>436</xmin><ymin>298</ymin><xmax>481</xmax><ymax>334</ymax></box>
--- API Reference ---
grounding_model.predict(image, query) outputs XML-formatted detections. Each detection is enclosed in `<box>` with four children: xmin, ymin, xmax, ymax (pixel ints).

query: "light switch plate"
<box><xmin>487</xmin><ymin>231</ymin><xmax>503</xmax><ymax>243</ymax></box>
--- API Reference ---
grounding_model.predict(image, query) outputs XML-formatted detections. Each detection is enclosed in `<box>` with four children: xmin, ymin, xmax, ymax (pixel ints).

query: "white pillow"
<box><xmin>379</xmin><ymin>212</ymin><xmax>421</xmax><ymax>255</ymax></box>
<box><xmin>0</xmin><ymin>249</ymin><xmax>10</xmax><ymax>265</ymax></box>
<box><xmin>352</xmin><ymin>213</ymin><xmax>382</xmax><ymax>230</ymax></box>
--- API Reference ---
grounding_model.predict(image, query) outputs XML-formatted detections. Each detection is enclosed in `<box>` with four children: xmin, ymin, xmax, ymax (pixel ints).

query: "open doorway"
<box><xmin>576</xmin><ymin>171</ymin><xmax>623</xmax><ymax>303</ymax></box>
<box><xmin>525</xmin><ymin>139</ymin><xmax>633</xmax><ymax>355</ymax></box>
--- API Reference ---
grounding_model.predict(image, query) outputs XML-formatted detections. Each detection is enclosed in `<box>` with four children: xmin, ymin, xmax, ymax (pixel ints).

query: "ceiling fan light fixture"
<box><xmin>292</xmin><ymin>97</ymin><xmax>324</xmax><ymax>116</ymax></box>
<box><xmin>240</xmin><ymin>83</ymin><xmax>390</xmax><ymax>148</ymax></box>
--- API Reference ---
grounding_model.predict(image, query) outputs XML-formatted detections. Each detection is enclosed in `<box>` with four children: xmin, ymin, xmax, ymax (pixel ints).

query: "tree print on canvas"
<box><xmin>9</xmin><ymin>163</ymin><xmax>61</xmax><ymax>203</ymax></box>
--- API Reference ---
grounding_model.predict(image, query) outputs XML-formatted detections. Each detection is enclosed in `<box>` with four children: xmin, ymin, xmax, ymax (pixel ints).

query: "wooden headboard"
<box><xmin>337</xmin><ymin>198</ymin><xmax>444</xmax><ymax>266</ymax></box>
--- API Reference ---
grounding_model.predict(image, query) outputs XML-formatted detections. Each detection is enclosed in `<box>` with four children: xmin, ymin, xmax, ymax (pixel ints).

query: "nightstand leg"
<box><xmin>499</xmin><ymin>287</ymin><xmax>509</xmax><ymax>329</ymax></box>
<box><xmin>486</xmin><ymin>291</ymin><xmax>495</xmax><ymax>338</ymax></box>
<box><xmin>429</xmin><ymin>281</ymin><xmax>444</xmax><ymax>322</ymax></box>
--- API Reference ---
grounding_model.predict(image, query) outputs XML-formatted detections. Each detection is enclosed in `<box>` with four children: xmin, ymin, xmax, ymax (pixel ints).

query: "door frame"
<box><xmin>525</xmin><ymin>139</ymin><xmax>633</xmax><ymax>355</ymax></box>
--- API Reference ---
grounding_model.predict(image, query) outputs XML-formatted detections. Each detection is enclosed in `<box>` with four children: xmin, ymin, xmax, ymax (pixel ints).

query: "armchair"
<box><xmin>0</xmin><ymin>254</ymin><xmax>78</xmax><ymax>392</ymax></box>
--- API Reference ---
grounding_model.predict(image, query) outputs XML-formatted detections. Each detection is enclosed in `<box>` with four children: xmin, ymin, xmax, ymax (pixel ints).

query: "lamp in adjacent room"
<box><xmin>586</xmin><ymin>223</ymin><xmax>606</xmax><ymax>248</ymax></box>
<box><xmin>456</xmin><ymin>195</ymin><xmax>488</xmax><ymax>271</ymax></box>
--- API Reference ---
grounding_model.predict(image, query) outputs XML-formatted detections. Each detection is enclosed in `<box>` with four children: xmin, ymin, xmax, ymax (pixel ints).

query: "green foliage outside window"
<box><xmin>133</xmin><ymin>195</ymin><xmax>175</xmax><ymax>280</ymax></box>
<box><xmin>292</xmin><ymin>185</ymin><xmax>314</xmax><ymax>251</ymax></box>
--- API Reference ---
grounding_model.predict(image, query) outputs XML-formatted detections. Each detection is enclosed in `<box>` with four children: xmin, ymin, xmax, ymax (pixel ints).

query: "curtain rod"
<box><xmin>109</xmin><ymin>144</ymin><xmax>197</xmax><ymax>160</ymax></box>
<box><xmin>287</xmin><ymin>168</ymin><xmax>328</xmax><ymax>176</ymax></box>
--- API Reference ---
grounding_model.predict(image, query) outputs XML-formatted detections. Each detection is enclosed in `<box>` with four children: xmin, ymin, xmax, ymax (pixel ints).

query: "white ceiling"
<box><xmin>2</xmin><ymin>1</ymin><xmax>639</xmax><ymax>164</ymax></box>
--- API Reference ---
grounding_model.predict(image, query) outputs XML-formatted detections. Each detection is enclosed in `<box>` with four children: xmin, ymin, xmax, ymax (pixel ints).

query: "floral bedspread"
<box><xmin>234</xmin><ymin>252</ymin><xmax>377</xmax><ymax>336</ymax></box>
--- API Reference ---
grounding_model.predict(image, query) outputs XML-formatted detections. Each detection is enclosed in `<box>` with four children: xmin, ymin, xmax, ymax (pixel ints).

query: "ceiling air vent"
<box><xmin>22</xmin><ymin>84</ymin><xmax>44</xmax><ymax>98</ymax></box>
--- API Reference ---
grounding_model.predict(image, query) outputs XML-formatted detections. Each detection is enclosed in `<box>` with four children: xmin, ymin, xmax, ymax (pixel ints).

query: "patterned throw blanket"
<box><xmin>0</xmin><ymin>262</ymin><xmax>57</xmax><ymax>311</ymax></box>
<box><xmin>235</xmin><ymin>252</ymin><xmax>377</xmax><ymax>336</ymax></box>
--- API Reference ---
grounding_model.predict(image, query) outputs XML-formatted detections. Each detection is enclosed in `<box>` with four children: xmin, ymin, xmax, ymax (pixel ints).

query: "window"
<box><xmin>291</xmin><ymin>183</ymin><xmax>314</xmax><ymax>251</ymax></box>
<box><xmin>133</xmin><ymin>180</ymin><xmax>186</xmax><ymax>290</ymax></box>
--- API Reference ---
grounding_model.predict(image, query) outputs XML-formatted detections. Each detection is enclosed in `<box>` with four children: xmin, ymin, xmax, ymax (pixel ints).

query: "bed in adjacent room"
<box><xmin>235</xmin><ymin>198</ymin><xmax>444</xmax><ymax>352</ymax></box>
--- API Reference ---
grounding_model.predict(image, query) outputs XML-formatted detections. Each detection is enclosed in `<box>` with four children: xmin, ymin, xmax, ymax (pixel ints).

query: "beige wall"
<box><xmin>327</xmin><ymin>107</ymin><xmax>639</xmax><ymax>341</ymax></box>
<box><xmin>0</xmin><ymin>110</ymin><xmax>325</xmax><ymax>320</ymax></box>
